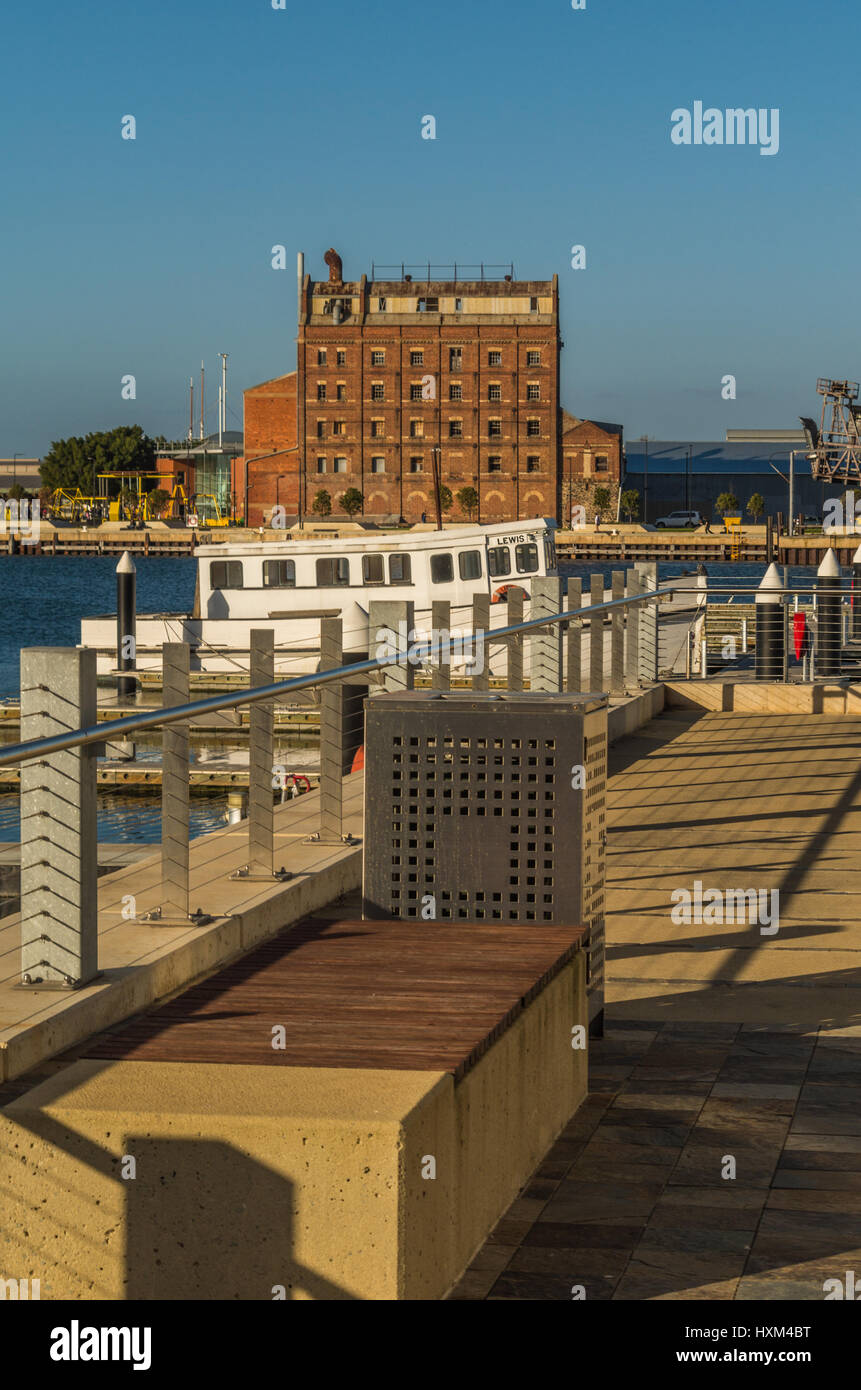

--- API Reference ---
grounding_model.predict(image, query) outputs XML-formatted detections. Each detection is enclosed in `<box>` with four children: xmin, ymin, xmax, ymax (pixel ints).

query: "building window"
<box><xmin>410</xmin><ymin>350</ymin><xmax>424</xmax><ymax>366</ymax></box>
<box><xmin>389</xmin><ymin>554</ymin><xmax>412</xmax><ymax>583</ymax></box>
<box><xmin>459</xmin><ymin>550</ymin><xmax>483</xmax><ymax>581</ymax></box>
<box><xmin>336</xmin><ymin>350</ymin><xmax>346</xmax><ymax>366</ymax></box>
<box><xmin>378</xmin><ymin>296</ymin><xmax>386</xmax><ymax>311</ymax></box>
<box><xmin>371</xmin><ymin>383</ymin><xmax>384</xmax><ymax>401</ymax></box>
<box><xmin>263</xmin><ymin>559</ymin><xmax>296</xmax><ymax>588</ymax></box>
<box><xmin>317</xmin><ymin>383</ymin><xmax>326</xmax><ymax>401</ymax></box>
<box><xmin>316</xmin><ymin>420</ymin><xmax>325</xmax><ymax>438</ymax></box>
<box><xmin>431</xmin><ymin>553</ymin><xmax>454</xmax><ymax>584</ymax></box>
<box><xmin>526</xmin><ymin>419</ymin><xmax>540</xmax><ymax>437</ymax></box>
<box><xmin>449</xmin><ymin>383</ymin><xmax>462</xmax><ymax>401</ymax></box>
<box><xmin>409</xmin><ymin>457</ymin><xmax>423</xmax><ymax>473</ymax></box>
<box><xmin>333</xmin><ymin>421</ymin><xmax>346</xmax><ymax>435</ymax></box>
<box><xmin>526</xmin><ymin>350</ymin><xmax>541</xmax><ymax>366</ymax></box>
<box><xmin>454</xmin><ymin>297</ymin><xmax>463</xmax><ymax>311</ymax></box>
<box><xmin>595</xmin><ymin>455</ymin><xmax>609</xmax><ymax>472</ymax></box>
<box><xmin>488</xmin><ymin>351</ymin><xmax>502</xmax><ymax>366</ymax></box>
<box><xmin>316</xmin><ymin>457</ymin><xmax>326</xmax><ymax>473</ymax></box>
<box><xmin>488</xmin><ymin>383</ymin><xmax>501</xmax><ymax>402</ymax></box>
<box><xmin>336</xmin><ymin>384</ymin><xmax>346</xmax><ymax>401</ymax></box>
<box><xmin>530</xmin><ymin>297</ymin><xmax>539</xmax><ymax>311</ymax></box>
<box><xmin>526</xmin><ymin>383</ymin><xmax>540</xmax><ymax>400</ymax></box>
<box><xmin>407</xmin><ymin>383</ymin><xmax>422</xmax><ymax>401</ymax></box>
<box><xmin>488</xmin><ymin>546</ymin><xmax>510</xmax><ymax>577</ymax></box>
<box><xmin>316</xmin><ymin>557</ymin><xmax>350</xmax><ymax>586</ymax></box>
<box><xmin>488</xmin><ymin>419</ymin><xmax>502</xmax><ymax>438</ymax></box>
<box><xmin>449</xmin><ymin>419</ymin><xmax>462</xmax><ymax>438</ymax></box>
<box><xmin>362</xmin><ymin>554</ymin><xmax>385</xmax><ymax>584</ymax></box>
<box><xmin>210</xmin><ymin>560</ymin><xmax>243</xmax><ymax>590</ymax></box>
<box><xmin>487</xmin><ymin>456</ymin><xmax>502</xmax><ymax>473</ymax></box>
<box><xmin>410</xmin><ymin>419</ymin><xmax>424</xmax><ymax>438</ymax></box>
<box><xmin>526</xmin><ymin>456</ymin><xmax>540</xmax><ymax>472</ymax></box>
<box><xmin>449</xmin><ymin>348</ymin><xmax>462</xmax><ymax>370</ymax></box>
<box><xmin>371</xmin><ymin>350</ymin><xmax>385</xmax><ymax>366</ymax></box>
<box><xmin>317</xmin><ymin>349</ymin><xmax>327</xmax><ymax>366</ymax></box>
<box><xmin>516</xmin><ymin>543</ymin><xmax>539</xmax><ymax>573</ymax></box>
<box><xmin>370</xmin><ymin>456</ymin><xmax>385</xmax><ymax>474</ymax></box>
<box><xmin>333</xmin><ymin>457</ymin><xmax>347</xmax><ymax>473</ymax></box>
<box><xmin>370</xmin><ymin>420</ymin><xmax>384</xmax><ymax>438</ymax></box>
<box><xmin>417</xmin><ymin>296</ymin><xmax>439</xmax><ymax>312</ymax></box>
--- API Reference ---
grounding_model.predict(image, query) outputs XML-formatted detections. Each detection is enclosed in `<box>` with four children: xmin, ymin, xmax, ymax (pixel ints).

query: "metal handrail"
<box><xmin>0</xmin><ymin>585</ymin><xmax>674</xmax><ymax>767</ymax></box>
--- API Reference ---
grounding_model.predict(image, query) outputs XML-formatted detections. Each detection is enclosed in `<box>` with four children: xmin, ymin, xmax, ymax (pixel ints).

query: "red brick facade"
<box><xmin>242</xmin><ymin>372</ymin><xmax>298</xmax><ymax>525</ymax></box>
<box><xmin>560</xmin><ymin>412</ymin><xmax>624</xmax><ymax>521</ymax></box>
<box><xmin>294</xmin><ymin>257</ymin><xmax>560</xmax><ymax>523</ymax></box>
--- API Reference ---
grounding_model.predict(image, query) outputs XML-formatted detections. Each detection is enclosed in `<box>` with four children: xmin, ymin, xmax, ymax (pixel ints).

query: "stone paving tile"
<box><xmin>456</xmin><ymin>1014</ymin><xmax>861</xmax><ymax>1300</ymax></box>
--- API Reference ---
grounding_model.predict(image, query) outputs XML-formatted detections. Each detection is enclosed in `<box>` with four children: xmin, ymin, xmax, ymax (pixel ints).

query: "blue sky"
<box><xmin>3</xmin><ymin>0</ymin><xmax>857</xmax><ymax>456</ymax></box>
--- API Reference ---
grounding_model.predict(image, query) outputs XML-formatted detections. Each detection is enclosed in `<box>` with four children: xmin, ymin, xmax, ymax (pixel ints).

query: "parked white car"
<box><xmin>655</xmin><ymin>510</ymin><xmax>702</xmax><ymax>529</ymax></box>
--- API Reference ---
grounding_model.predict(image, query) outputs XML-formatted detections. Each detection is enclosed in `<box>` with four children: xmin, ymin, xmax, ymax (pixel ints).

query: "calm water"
<box><xmin>0</xmin><ymin>553</ymin><xmax>820</xmax><ymax>843</ymax></box>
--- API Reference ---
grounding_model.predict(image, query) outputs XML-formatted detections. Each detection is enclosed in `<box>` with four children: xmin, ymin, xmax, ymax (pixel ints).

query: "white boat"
<box><xmin>80</xmin><ymin>519</ymin><xmax>560</xmax><ymax>683</ymax></box>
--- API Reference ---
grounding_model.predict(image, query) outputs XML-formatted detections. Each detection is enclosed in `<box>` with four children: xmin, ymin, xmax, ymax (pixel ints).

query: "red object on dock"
<box><xmin>793</xmin><ymin>611</ymin><xmax>807</xmax><ymax>660</ymax></box>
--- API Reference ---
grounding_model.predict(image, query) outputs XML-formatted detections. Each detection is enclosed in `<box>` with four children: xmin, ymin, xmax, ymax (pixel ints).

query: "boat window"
<box><xmin>430</xmin><ymin>553</ymin><xmax>454</xmax><ymax>584</ymax></box>
<box><xmin>263</xmin><ymin>559</ymin><xmax>295</xmax><ymax>588</ymax></box>
<box><xmin>316</xmin><ymin>557</ymin><xmax>350</xmax><ymax>586</ymax></box>
<box><xmin>488</xmin><ymin>546</ymin><xmax>511</xmax><ymax>578</ymax></box>
<box><xmin>458</xmin><ymin>550</ymin><xmax>483</xmax><ymax>580</ymax></box>
<box><xmin>543</xmin><ymin>535</ymin><xmax>556</xmax><ymax>571</ymax></box>
<box><xmin>515</xmin><ymin>543</ymin><xmax>539</xmax><ymax>574</ymax></box>
<box><xmin>210</xmin><ymin>560</ymin><xmax>243</xmax><ymax>589</ymax></box>
<box><xmin>389</xmin><ymin>553</ymin><xmax>411</xmax><ymax>584</ymax></box>
<box><xmin>362</xmin><ymin>554</ymin><xmax>385</xmax><ymax>584</ymax></box>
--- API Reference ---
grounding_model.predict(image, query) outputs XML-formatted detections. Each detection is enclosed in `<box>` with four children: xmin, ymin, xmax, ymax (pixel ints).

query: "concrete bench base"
<box><xmin>0</xmin><ymin>951</ymin><xmax>586</xmax><ymax>1300</ymax></box>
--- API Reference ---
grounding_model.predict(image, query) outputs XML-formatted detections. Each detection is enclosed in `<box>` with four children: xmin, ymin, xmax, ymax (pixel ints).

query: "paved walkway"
<box><xmin>451</xmin><ymin>709</ymin><xmax>861</xmax><ymax>1299</ymax></box>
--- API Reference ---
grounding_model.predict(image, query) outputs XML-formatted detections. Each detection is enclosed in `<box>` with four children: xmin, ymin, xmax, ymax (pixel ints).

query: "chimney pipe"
<box><xmin>297</xmin><ymin>251</ymin><xmax>304</xmax><ymax>324</ymax></box>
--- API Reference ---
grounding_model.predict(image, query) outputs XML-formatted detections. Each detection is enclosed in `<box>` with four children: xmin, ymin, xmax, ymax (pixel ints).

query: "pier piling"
<box><xmin>755</xmin><ymin>563</ymin><xmax>784</xmax><ymax>680</ymax></box>
<box><xmin>816</xmin><ymin>550</ymin><xmax>841</xmax><ymax>678</ymax></box>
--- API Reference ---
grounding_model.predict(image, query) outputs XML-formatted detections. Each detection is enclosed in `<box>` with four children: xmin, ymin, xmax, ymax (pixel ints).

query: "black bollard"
<box><xmin>852</xmin><ymin>542</ymin><xmax>861</xmax><ymax>641</ymax></box>
<box><xmin>817</xmin><ymin>549</ymin><xmax>841</xmax><ymax>678</ymax></box>
<box><xmin>116</xmin><ymin>551</ymin><xmax>137</xmax><ymax>700</ymax></box>
<box><xmin>755</xmin><ymin>563</ymin><xmax>783</xmax><ymax>680</ymax></box>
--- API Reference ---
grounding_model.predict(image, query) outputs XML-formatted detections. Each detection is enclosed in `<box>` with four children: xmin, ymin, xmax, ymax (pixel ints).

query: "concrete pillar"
<box><xmin>589</xmin><ymin>574</ymin><xmax>604</xmax><ymax>690</ymax></box>
<box><xmin>755</xmin><ymin>563</ymin><xmax>783</xmax><ymax>681</ymax></box>
<box><xmin>507</xmin><ymin>587</ymin><xmax>524</xmax><ymax>692</ymax></box>
<box><xmin>852</xmin><ymin>542</ymin><xmax>861</xmax><ymax>641</ymax></box>
<box><xmin>161</xmin><ymin>643</ymin><xmax>190</xmax><ymax>917</ymax></box>
<box><xmin>431</xmin><ymin>600</ymin><xmax>451</xmax><ymax>692</ymax></box>
<box><xmin>610</xmin><ymin>571</ymin><xmax>624</xmax><ymax>693</ymax></box>
<box><xmin>319</xmin><ymin>617</ymin><xmax>344</xmax><ymax>841</ymax></box>
<box><xmin>20</xmin><ymin>647</ymin><xmax>98</xmax><ymax>988</ymax></box>
<box><xmin>625</xmin><ymin>569</ymin><xmax>640</xmax><ymax>688</ymax></box>
<box><xmin>567</xmin><ymin>580</ymin><xmax>582</xmax><ymax>692</ymax></box>
<box><xmin>369</xmin><ymin>601</ymin><xmax>415</xmax><ymax>693</ymax></box>
<box><xmin>530</xmin><ymin>576</ymin><xmax>563</xmax><ymax>692</ymax></box>
<box><xmin>472</xmin><ymin>594</ymin><xmax>490</xmax><ymax>692</ymax></box>
<box><xmin>248</xmin><ymin>629</ymin><xmax>274</xmax><ymax>874</ymax></box>
<box><xmin>636</xmin><ymin>562</ymin><xmax>658</xmax><ymax>683</ymax></box>
<box><xmin>817</xmin><ymin>549</ymin><xmax>841</xmax><ymax>678</ymax></box>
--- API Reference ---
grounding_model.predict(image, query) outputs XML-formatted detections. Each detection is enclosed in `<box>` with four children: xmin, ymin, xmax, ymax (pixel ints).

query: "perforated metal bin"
<box><xmin>361</xmin><ymin>691</ymin><xmax>608</xmax><ymax>1031</ymax></box>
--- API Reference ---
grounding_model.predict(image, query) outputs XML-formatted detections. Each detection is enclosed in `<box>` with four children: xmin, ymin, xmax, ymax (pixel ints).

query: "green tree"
<box><xmin>593</xmin><ymin>486</ymin><xmax>612</xmax><ymax>515</ymax></box>
<box><xmin>311</xmin><ymin>488</ymin><xmax>332</xmax><ymax>519</ymax></box>
<box><xmin>716</xmin><ymin>491</ymin><xmax>739</xmax><ymax>516</ymax></box>
<box><xmin>456</xmin><ymin>485</ymin><xmax>479</xmax><ymax>521</ymax></box>
<box><xmin>746</xmin><ymin>492</ymin><xmax>765</xmax><ymax>522</ymax></box>
<box><xmin>438</xmin><ymin>485</ymin><xmax>453</xmax><ymax>513</ymax></box>
<box><xmin>41</xmin><ymin>425</ymin><xmax>156</xmax><ymax>494</ymax></box>
<box><xmin>620</xmin><ymin>488</ymin><xmax>640</xmax><ymax>521</ymax></box>
<box><xmin>338</xmin><ymin>487</ymin><xmax>364</xmax><ymax>519</ymax></box>
<box><xmin>147</xmin><ymin>488</ymin><xmax>170</xmax><ymax>519</ymax></box>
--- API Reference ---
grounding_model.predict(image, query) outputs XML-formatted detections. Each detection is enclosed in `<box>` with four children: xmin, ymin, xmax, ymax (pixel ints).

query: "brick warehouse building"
<box><xmin>252</xmin><ymin>250</ymin><xmax>559</xmax><ymax>525</ymax></box>
<box><xmin>560</xmin><ymin>411</ymin><xmax>624</xmax><ymax>522</ymax></box>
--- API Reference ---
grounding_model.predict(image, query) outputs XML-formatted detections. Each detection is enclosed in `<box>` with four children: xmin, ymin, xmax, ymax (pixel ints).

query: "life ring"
<box><xmin>491</xmin><ymin>584</ymin><xmax>526</xmax><ymax>604</ymax></box>
<box><xmin>351</xmin><ymin>744</ymin><xmax>365</xmax><ymax>773</ymax></box>
<box><xmin>291</xmin><ymin>774</ymin><xmax>312</xmax><ymax>795</ymax></box>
